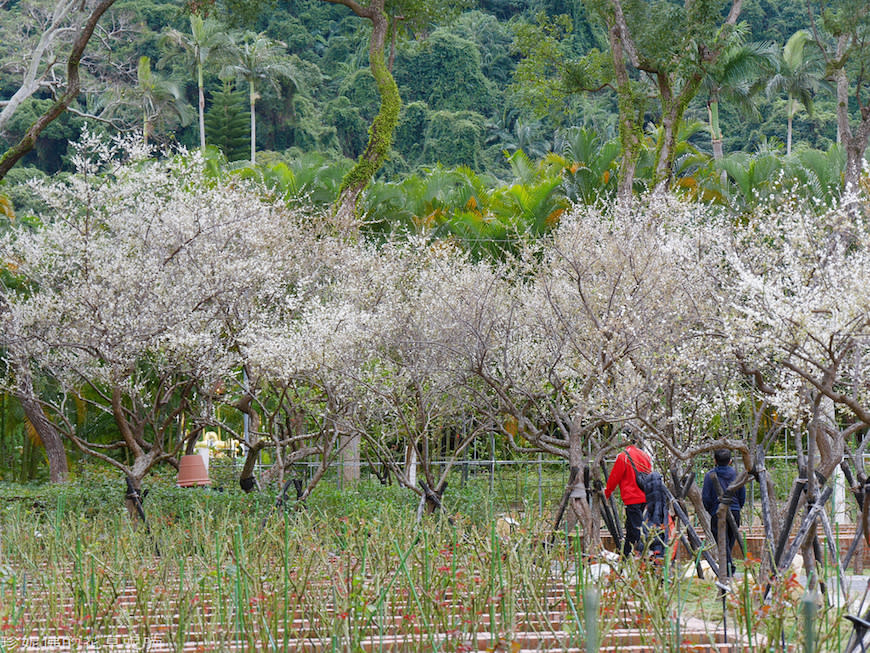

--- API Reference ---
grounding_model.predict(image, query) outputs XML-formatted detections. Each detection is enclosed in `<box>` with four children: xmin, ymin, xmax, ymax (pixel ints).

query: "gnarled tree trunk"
<box><xmin>326</xmin><ymin>0</ymin><xmax>400</xmax><ymax>229</ymax></box>
<box><xmin>12</xmin><ymin>358</ymin><xmax>69</xmax><ymax>483</ymax></box>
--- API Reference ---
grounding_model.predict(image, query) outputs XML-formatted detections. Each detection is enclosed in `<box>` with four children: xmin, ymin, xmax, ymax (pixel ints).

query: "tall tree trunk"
<box><xmin>709</xmin><ymin>100</ymin><xmax>724</xmax><ymax>160</ymax></box>
<box><xmin>197</xmin><ymin>63</ymin><xmax>206</xmax><ymax>152</ymax></box>
<box><xmin>653</xmin><ymin>72</ymin><xmax>702</xmax><ymax>194</ymax></box>
<box><xmin>250</xmin><ymin>79</ymin><xmax>257</xmax><ymax>165</ymax></box>
<box><xmin>328</xmin><ymin>0</ymin><xmax>400</xmax><ymax>229</ymax></box>
<box><xmin>607</xmin><ymin>8</ymin><xmax>642</xmax><ymax>207</ymax></box>
<box><xmin>834</xmin><ymin>36</ymin><xmax>870</xmax><ymax>191</ymax></box>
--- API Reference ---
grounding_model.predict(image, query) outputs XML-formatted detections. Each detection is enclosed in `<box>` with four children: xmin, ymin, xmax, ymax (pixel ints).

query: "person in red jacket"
<box><xmin>605</xmin><ymin>441</ymin><xmax>652</xmax><ymax>556</ymax></box>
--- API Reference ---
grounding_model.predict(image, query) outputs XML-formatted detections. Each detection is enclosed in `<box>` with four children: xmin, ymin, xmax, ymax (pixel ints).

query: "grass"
<box><xmin>0</xmin><ymin>477</ymin><xmax>854</xmax><ymax>651</ymax></box>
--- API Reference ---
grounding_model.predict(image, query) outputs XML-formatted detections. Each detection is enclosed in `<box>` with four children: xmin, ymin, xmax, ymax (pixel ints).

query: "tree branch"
<box><xmin>0</xmin><ymin>0</ymin><xmax>118</xmax><ymax>182</ymax></box>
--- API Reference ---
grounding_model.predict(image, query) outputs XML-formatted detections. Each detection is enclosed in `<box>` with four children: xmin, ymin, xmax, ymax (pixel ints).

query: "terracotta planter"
<box><xmin>177</xmin><ymin>454</ymin><xmax>210</xmax><ymax>487</ymax></box>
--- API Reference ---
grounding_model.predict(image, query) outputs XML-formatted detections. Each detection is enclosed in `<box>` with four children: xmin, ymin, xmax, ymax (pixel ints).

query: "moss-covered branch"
<box><xmin>327</xmin><ymin>0</ymin><xmax>400</xmax><ymax>228</ymax></box>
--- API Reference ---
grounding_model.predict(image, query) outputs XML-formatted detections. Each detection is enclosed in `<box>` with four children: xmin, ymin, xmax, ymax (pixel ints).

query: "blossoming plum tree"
<box><xmin>240</xmin><ymin>236</ymin><xmax>497</xmax><ymax>511</ymax></box>
<box><xmin>427</xmin><ymin>196</ymin><xmax>729</xmax><ymax>547</ymax></box>
<box><xmin>337</xmin><ymin>243</ymin><xmax>499</xmax><ymax>514</ymax></box>
<box><xmin>717</xmin><ymin>186</ymin><xmax>870</xmax><ymax>578</ymax></box>
<box><xmin>0</xmin><ymin>133</ymin><xmax>323</xmax><ymax>515</ymax></box>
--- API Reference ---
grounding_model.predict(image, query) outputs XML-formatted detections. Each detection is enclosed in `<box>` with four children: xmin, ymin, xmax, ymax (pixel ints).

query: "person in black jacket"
<box><xmin>702</xmin><ymin>449</ymin><xmax>745</xmax><ymax>575</ymax></box>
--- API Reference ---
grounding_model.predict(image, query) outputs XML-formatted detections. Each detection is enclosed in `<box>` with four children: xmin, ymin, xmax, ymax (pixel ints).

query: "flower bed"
<box><xmin>0</xmin><ymin>486</ymin><xmax>849</xmax><ymax>652</ymax></box>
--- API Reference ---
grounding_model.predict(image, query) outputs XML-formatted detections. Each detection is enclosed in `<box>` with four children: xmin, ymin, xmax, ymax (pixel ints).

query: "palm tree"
<box><xmin>701</xmin><ymin>29</ymin><xmax>778</xmax><ymax>160</ymax></box>
<box><xmin>136</xmin><ymin>56</ymin><xmax>194</xmax><ymax>145</ymax></box>
<box><xmin>497</xmin><ymin>120</ymin><xmax>552</xmax><ymax>160</ymax></box>
<box><xmin>236</xmin><ymin>152</ymin><xmax>352</xmax><ymax>207</ymax></box>
<box><xmin>547</xmin><ymin>127</ymin><xmax>620</xmax><ymax>204</ymax></box>
<box><xmin>159</xmin><ymin>14</ymin><xmax>233</xmax><ymax>151</ymax></box>
<box><xmin>361</xmin><ymin>164</ymin><xmax>486</xmax><ymax>235</ymax></box>
<box><xmin>716</xmin><ymin>150</ymin><xmax>782</xmax><ymax>212</ymax></box>
<box><xmin>221</xmin><ymin>32</ymin><xmax>298</xmax><ymax>165</ymax></box>
<box><xmin>766</xmin><ymin>30</ymin><xmax>828</xmax><ymax>155</ymax></box>
<box><xmin>782</xmin><ymin>144</ymin><xmax>845</xmax><ymax>207</ymax></box>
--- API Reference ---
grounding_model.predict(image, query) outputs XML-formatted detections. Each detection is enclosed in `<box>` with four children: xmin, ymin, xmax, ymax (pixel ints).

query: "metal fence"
<box><xmin>236</xmin><ymin>450</ymin><xmax>861</xmax><ymax>527</ymax></box>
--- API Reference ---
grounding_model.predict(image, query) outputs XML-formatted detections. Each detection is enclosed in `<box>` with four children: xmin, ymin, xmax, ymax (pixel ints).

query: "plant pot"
<box><xmin>177</xmin><ymin>454</ymin><xmax>210</xmax><ymax>487</ymax></box>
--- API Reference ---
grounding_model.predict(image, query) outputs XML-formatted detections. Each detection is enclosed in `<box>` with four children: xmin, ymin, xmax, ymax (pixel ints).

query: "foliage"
<box><xmin>392</xmin><ymin>100</ymin><xmax>429</xmax><ymax>166</ymax></box>
<box><xmin>204</xmin><ymin>80</ymin><xmax>250</xmax><ymax>161</ymax></box>
<box><xmin>136</xmin><ymin>55</ymin><xmax>195</xmax><ymax>145</ymax></box>
<box><xmin>0</xmin><ymin>167</ymin><xmax>49</xmax><ymax>219</ymax></box>
<box><xmin>511</xmin><ymin>13</ymin><xmax>602</xmax><ymax>125</ymax></box>
<box><xmin>233</xmin><ymin>151</ymin><xmax>353</xmax><ymax>207</ymax></box>
<box><xmin>421</xmin><ymin>110</ymin><xmax>487</xmax><ymax>170</ymax></box>
<box><xmin>337</xmin><ymin>68</ymin><xmax>380</xmax><ymax>124</ymax></box>
<box><xmin>550</xmin><ymin>126</ymin><xmax>619</xmax><ymax>203</ymax></box>
<box><xmin>700</xmin><ymin>26</ymin><xmax>779</xmax><ymax>156</ymax></box>
<box><xmin>715</xmin><ymin>150</ymin><xmax>783</xmax><ymax>211</ymax></box>
<box><xmin>0</xmin><ymin>99</ymin><xmax>87</xmax><ymax>174</ymax></box>
<box><xmin>0</xmin><ymin>0</ymin><xmax>857</xmax><ymax>191</ymax></box>
<box><xmin>323</xmin><ymin>96</ymin><xmax>370</xmax><ymax>159</ymax></box>
<box><xmin>394</xmin><ymin>29</ymin><xmax>496</xmax><ymax>114</ymax></box>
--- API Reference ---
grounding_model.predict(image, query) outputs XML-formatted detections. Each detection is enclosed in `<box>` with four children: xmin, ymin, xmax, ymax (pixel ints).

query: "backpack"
<box><xmin>624</xmin><ymin>451</ymin><xmax>667</xmax><ymax>527</ymax></box>
<box><xmin>624</xmin><ymin>449</ymin><xmax>653</xmax><ymax>495</ymax></box>
<box><xmin>625</xmin><ymin>450</ymin><xmax>670</xmax><ymax>556</ymax></box>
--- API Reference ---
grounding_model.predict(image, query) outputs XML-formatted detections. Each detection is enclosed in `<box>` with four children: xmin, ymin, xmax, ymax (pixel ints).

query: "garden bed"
<box><xmin>0</xmin><ymin>483</ymin><xmax>848</xmax><ymax>652</ymax></box>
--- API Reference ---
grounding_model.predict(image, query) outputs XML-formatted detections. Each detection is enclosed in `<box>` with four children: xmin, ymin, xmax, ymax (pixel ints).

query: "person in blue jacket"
<box><xmin>702</xmin><ymin>449</ymin><xmax>745</xmax><ymax>576</ymax></box>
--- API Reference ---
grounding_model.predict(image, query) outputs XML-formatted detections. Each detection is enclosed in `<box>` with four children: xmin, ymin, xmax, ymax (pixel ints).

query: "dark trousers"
<box><xmin>710</xmin><ymin>509</ymin><xmax>741</xmax><ymax>575</ymax></box>
<box><xmin>623</xmin><ymin>502</ymin><xmax>646</xmax><ymax>556</ymax></box>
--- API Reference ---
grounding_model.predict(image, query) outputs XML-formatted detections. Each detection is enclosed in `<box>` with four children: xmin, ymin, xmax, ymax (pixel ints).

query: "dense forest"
<box><xmin>0</xmin><ymin>0</ymin><xmax>863</xmax><ymax>212</ymax></box>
